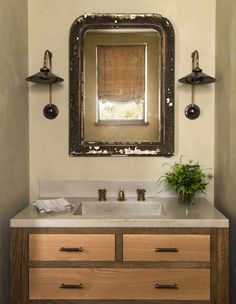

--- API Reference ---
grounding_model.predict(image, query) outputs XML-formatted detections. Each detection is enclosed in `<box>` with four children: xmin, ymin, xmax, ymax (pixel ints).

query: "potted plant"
<box><xmin>158</xmin><ymin>159</ymin><xmax>213</xmax><ymax>205</ymax></box>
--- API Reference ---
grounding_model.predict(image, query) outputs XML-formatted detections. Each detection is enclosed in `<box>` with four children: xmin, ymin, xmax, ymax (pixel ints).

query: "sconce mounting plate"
<box><xmin>185</xmin><ymin>104</ymin><xmax>200</xmax><ymax>120</ymax></box>
<box><xmin>43</xmin><ymin>104</ymin><xmax>59</xmax><ymax>119</ymax></box>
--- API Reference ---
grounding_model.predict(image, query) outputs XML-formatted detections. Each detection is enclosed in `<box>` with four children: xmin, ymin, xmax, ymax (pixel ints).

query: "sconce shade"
<box><xmin>178</xmin><ymin>50</ymin><xmax>216</xmax><ymax>85</ymax></box>
<box><xmin>178</xmin><ymin>70</ymin><xmax>216</xmax><ymax>85</ymax></box>
<box><xmin>26</xmin><ymin>66</ymin><xmax>64</xmax><ymax>84</ymax></box>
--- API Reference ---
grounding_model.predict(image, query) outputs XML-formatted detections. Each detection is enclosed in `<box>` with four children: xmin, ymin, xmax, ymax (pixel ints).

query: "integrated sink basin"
<box><xmin>73</xmin><ymin>200</ymin><xmax>166</xmax><ymax>217</ymax></box>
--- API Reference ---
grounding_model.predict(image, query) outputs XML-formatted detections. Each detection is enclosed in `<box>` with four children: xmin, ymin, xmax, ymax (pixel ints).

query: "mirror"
<box><xmin>69</xmin><ymin>14</ymin><xmax>175</xmax><ymax>156</ymax></box>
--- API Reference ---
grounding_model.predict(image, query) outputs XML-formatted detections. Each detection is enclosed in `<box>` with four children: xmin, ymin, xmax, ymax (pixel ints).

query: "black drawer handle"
<box><xmin>60</xmin><ymin>247</ymin><xmax>84</xmax><ymax>252</ymax></box>
<box><xmin>155</xmin><ymin>247</ymin><xmax>178</xmax><ymax>252</ymax></box>
<box><xmin>60</xmin><ymin>283</ymin><xmax>83</xmax><ymax>289</ymax></box>
<box><xmin>155</xmin><ymin>283</ymin><xmax>178</xmax><ymax>289</ymax></box>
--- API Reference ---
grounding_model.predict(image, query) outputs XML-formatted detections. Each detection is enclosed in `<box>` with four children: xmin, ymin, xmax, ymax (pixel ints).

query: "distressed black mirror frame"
<box><xmin>69</xmin><ymin>14</ymin><xmax>175</xmax><ymax>157</ymax></box>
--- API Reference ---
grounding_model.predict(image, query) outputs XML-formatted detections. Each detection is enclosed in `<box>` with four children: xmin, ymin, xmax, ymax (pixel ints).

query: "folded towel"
<box><xmin>33</xmin><ymin>198</ymin><xmax>74</xmax><ymax>214</ymax></box>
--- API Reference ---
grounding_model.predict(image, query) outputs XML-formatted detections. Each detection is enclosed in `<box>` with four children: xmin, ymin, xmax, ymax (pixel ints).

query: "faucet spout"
<box><xmin>117</xmin><ymin>187</ymin><xmax>126</xmax><ymax>201</ymax></box>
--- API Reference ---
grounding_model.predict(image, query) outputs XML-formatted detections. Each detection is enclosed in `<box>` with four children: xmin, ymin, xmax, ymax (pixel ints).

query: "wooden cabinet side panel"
<box><xmin>10</xmin><ymin>228</ymin><xmax>29</xmax><ymax>304</ymax></box>
<box><xmin>211</xmin><ymin>228</ymin><xmax>229</xmax><ymax>304</ymax></box>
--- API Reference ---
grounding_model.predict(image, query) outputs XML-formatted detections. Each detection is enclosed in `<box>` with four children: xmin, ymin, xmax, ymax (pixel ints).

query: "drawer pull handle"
<box><xmin>155</xmin><ymin>247</ymin><xmax>178</xmax><ymax>252</ymax></box>
<box><xmin>155</xmin><ymin>283</ymin><xmax>178</xmax><ymax>289</ymax></box>
<box><xmin>60</xmin><ymin>283</ymin><xmax>83</xmax><ymax>289</ymax></box>
<box><xmin>60</xmin><ymin>247</ymin><xmax>84</xmax><ymax>252</ymax></box>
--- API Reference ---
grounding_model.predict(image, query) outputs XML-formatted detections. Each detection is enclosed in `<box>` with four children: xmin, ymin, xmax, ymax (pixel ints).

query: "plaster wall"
<box><xmin>215</xmin><ymin>1</ymin><xmax>236</xmax><ymax>302</ymax></box>
<box><xmin>28</xmin><ymin>0</ymin><xmax>216</xmax><ymax>202</ymax></box>
<box><xmin>0</xmin><ymin>1</ymin><xmax>29</xmax><ymax>303</ymax></box>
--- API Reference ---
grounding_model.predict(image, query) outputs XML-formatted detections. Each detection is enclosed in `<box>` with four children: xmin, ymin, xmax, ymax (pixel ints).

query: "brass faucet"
<box><xmin>98</xmin><ymin>189</ymin><xmax>107</xmax><ymax>201</ymax></box>
<box><xmin>117</xmin><ymin>187</ymin><xmax>126</xmax><ymax>201</ymax></box>
<box><xmin>137</xmin><ymin>188</ymin><xmax>146</xmax><ymax>201</ymax></box>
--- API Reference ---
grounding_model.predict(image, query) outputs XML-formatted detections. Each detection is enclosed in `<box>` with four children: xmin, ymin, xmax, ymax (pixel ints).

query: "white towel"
<box><xmin>33</xmin><ymin>198</ymin><xmax>74</xmax><ymax>214</ymax></box>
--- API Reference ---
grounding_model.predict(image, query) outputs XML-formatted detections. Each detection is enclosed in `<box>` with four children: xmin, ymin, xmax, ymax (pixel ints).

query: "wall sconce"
<box><xmin>26</xmin><ymin>50</ymin><xmax>64</xmax><ymax>119</ymax></box>
<box><xmin>178</xmin><ymin>50</ymin><xmax>216</xmax><ymax>119</ymax></box>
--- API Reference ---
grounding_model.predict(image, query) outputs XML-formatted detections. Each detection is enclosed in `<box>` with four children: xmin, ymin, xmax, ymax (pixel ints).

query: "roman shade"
<box><xmin>97</xmin><ymin>45</ymin><xmax>145</xmax><ymax>102</ymax></box>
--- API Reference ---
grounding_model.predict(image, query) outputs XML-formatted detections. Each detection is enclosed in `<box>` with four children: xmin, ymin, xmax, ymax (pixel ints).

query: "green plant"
<box><xmin>158</xmin><ymin>159</ymin><xmax>213</xmax><ymax>204</ymax></box>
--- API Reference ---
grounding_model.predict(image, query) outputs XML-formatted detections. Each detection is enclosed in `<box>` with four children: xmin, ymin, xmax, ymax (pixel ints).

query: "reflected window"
<box><xmin>97</xmin><ymin>45</ymin><xmax>146</xmax><ymax>124</ymax></box>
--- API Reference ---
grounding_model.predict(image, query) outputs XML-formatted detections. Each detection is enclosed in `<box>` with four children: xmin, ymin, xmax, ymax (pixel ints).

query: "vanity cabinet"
<box><xmin>10</xmin><ymin>227</ymin><xmax>228</xmax><ymax>304</ymax></box>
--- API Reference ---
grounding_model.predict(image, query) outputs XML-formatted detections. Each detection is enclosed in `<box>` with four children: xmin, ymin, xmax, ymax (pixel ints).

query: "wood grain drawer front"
<box><xmin>29</xmin><ymin>268</ymin><xmax>210</xmax><ymax>300</ymax></box>
<box><xmin>29</xmin><ymin>234</ymin><xmax>115</xmax><ymax>261</ymax></box>
<box><xmin>123</xmin><ymin>234</ymin><xmax>210</xmax><ymax>261</ymax></box>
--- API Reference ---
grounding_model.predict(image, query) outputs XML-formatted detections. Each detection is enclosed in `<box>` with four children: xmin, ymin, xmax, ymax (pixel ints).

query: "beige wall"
<box><xmin>215</xmin><ymin>0</ymin><xmax>236</xmax><ymax>302</ymax></box>
<box><xmin>0</xmin><ymin>0</ymin><xmax>29</xmax><ymax>303</ymax></box>
<box><xmin>28</xmin><ymin>0</ymin><xmax>216</xmax><ymax>202</ymax></box>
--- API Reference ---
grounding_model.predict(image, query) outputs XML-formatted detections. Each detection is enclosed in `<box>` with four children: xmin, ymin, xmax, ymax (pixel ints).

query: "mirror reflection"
<box><xmin>84</xmin><ymin>29</ymin><xmax>160</xmax><ymax>142</ymax></box>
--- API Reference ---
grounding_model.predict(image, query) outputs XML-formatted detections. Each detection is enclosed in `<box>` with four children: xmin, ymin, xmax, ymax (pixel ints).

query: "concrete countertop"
<box><xmin>10</xmin><ymin>198</ymin><xmax>229</xmax><ymax>228</ymax></box>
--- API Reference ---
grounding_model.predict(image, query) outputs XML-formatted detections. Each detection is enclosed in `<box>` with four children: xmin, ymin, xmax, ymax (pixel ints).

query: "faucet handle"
<box><xmin>98</xmin><ymin>189</ymin><xmax>107</xmax><ymax>201</ymax></box>
<box><xmin>137</xmin><ymin>188</ymin><xmax>146</xmax><ymax>201</ymax></box>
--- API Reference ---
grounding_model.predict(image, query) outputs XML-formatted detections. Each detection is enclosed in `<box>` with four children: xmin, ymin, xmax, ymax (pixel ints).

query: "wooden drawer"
<box><xmin>29</xmin><ymin>234</ymin><xmax>115</xmax><ymax>261</ymax></box>
<box><xmin>29</xmin><ymin>268</ymin><xmax>210</xmax><ymax>300</ymax></box>
<box><xmin>123</xmin><ymin>234</ymin><xmax>210</xmax><ymax>261</ymax></box>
